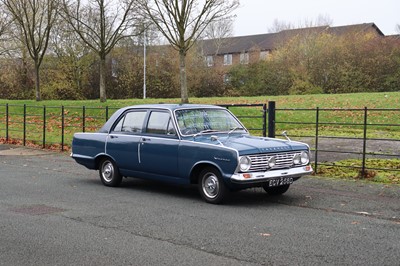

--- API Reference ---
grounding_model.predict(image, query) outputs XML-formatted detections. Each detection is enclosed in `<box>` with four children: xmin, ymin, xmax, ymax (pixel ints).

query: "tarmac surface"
<box><xmin>0</xmin><ymin>145</ymin><xmax>399</xmax><ymax>265</ymax></box>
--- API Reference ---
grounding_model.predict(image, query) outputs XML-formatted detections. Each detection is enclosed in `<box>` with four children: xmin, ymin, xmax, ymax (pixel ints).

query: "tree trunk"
<box><xmin>21</xmin><ymin>49</ymin><xmax>29</xmax><ymax>94</ymax></box>
<box><xmin>34</xmin><ymin>61</ymin><xmax>41</xmax><ymax>101</ymax></box>
<box><xmin>99</xmin><ymin>56</ymin><xmax>107</xmax><ymax>102</ymax></box>
<box><xmin>179</xmin><ymin>51</ymin><xmax>189</xmax><ymax>103</ymax></box>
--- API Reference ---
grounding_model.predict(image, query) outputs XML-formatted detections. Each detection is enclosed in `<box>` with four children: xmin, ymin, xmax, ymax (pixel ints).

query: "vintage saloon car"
<box><xmin>71</xmin><ymin>104</ymin><xmax>313</xmax><ymax>204</ymax></box>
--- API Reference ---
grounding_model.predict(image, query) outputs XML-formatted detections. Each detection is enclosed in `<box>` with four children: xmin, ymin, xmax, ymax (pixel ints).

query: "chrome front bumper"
<box><xmin>230</xmin><ymin>165</ymin><xmax>313</xmax><ymax>183</ymax></box>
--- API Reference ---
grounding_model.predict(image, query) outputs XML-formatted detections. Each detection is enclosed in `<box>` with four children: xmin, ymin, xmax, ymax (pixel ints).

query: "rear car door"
<box><xmin>106</xmin><ymin>109</ymin><xmax>147</xmax><ymax>173</ymax></box>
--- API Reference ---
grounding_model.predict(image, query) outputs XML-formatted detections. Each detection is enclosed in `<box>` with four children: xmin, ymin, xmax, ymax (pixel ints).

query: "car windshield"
<box><xmin>175</xmin><ymin>108</ymin><xmax>245</xmax><ymax>135</ymax></box>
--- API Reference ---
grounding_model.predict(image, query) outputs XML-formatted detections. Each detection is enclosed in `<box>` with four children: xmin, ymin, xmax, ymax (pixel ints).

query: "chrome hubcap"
<box><xmin>202</xmin><ymin>173</ymin><xmax>219</xmax><ymax>199</ymax></box>
<box><xmin>102</xmin><ymin>161</ymin><xmax>114</xmax><ymax>182</ymax></box>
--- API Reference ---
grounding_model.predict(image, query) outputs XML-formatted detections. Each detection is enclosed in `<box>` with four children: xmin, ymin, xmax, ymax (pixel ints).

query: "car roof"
<box><xmin>98</xmin><ymin>104</ymin><xmax>226</xmax><ymax>133</ymax></box>
<box><xmin>119</xmin><ymin>104</ymin><xmax>225</xmax><ymax>112</ymax></box>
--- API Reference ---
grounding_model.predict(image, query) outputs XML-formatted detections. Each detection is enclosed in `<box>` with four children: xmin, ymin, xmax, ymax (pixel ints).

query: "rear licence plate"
<box><xmin>269</xmin><ymin>177</ymin><xmax>293</xmax><ymax>187</ymax></box>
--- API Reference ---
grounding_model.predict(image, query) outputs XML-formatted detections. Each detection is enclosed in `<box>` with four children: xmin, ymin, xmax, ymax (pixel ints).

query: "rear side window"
<box><xmin>146</xmin><ymin>111</ymin><xmax>176</xmax><ymax>135</ymax></box>
<box><xmin>113</xmin><ymin>111</ymin><xmax>147</xmax><ymax>133</ymax></box>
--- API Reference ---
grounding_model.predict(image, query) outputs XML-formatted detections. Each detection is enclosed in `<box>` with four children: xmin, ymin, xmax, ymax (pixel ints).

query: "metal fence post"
<box><xmin>262</xmin><ymin>104</ymin><xmax>267</xmax><ymax>137</ymax></box>
<box><xmin>361</xmin><ymin>107</ymin><xmax>368</xmax><ymax>178</ymax></box>
<box><xmin>5</xmin><ymin>103</ymin><xmax>9</xmax><ymax>141</ymax></box>
<box><xmin>82</xmin><ymin>106</ymin><xmax>86</xmax><ymax>132</ymax></box>
<box><xmin>314</xmin><ymin>107</ymin><xmax>320</xmax><ymax>174</ymax></box>
<box><xmin>61</xmin><ymin>106</ymin><xmax>65</xmax><ymax>151</ymax></box>
<box><xmin>106</xmin><ymin>106</ymin><xmax>109</xmax><ymax>122</ymax></box>
<box><xmin>43</xmin><ymin>106</ymin><xmax>46</xmax><ymax>148</ymax></box>
<box><xmin>267</xmin><ymin>101</ymin><xmax>276</xmax><ymax>138</ymax></box>
<box><xmin>23</xmin><ymin>104</ymin><xmax>26</xmax><ymax>146</ymax></box>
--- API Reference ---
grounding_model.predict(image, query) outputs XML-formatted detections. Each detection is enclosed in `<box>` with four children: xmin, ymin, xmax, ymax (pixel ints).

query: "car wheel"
<box><xmin>263</xmin><ymin>184</ymin><xmax>290</xmax><ymax>195</ymax></box>
<box><xmin>99</xmin><ymin>158</ymin><xmax>122</xmax><ymax>187</ymax></box>
<box><xmin>198</xmin><ymin>167</ymin><xmax>228</xmax><ymax>204</ymax></box>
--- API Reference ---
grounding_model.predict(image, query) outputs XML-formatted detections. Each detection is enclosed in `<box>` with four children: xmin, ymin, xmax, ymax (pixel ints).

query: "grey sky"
<box><xmin>233</xmin><ymin>0</ymin><xmax>399</xmax><ymax>36</ymax></box>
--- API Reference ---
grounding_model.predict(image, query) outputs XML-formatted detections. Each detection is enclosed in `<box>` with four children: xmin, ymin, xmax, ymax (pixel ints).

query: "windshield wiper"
<box><xmin>200</xmin><ymin>129</ymin><xmax>220</xmax><ymax>134</ymax></box>
<box><xmin>193</xmin><ymin>129</ymin><xmax>220</xmax><ymax>139</ymax></box>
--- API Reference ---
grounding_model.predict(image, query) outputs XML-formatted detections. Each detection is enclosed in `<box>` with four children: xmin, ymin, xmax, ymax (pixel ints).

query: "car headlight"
<box><xmin>293</xmin><ymin>153</ymin><xmax>301</xmax><ymax>165</ymax></box>
<box><xmin>268</xmin><ymin>156</ymin><xmax>276</xmax><ymax>168</ymax></box>
<box><xmin>301</xmin><ymin>151</ymin><xmax>310</xmax><ymax>165</ymax></box>
<box><xmin>239</xmin><ymin>156</ymin><xmax>252</xmax><ymax>172</ymax></box>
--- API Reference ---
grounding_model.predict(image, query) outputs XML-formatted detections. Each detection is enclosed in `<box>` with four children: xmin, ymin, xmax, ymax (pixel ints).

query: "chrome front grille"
<box><xmin>248</xmin><ymin>152</ymin><xmax>301</xmax><ymax>172</ymax></box>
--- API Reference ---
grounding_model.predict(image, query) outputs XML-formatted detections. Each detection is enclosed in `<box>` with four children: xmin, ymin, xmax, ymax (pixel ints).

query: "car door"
<box><xmin>138</xmin><ymin>110</ymin><xmax>180</xmax><ymax>178</ymax></box>
<box><xmin>106</xmin><ymin>110</ymin><xmax>147</xmax><ymax>174</ymax></box>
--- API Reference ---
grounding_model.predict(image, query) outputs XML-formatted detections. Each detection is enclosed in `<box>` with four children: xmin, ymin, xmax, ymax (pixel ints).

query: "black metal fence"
<box><xmin>0</xmin><ymin>103</ymin><xmax>266</xmax><ymax>151</ymax></box>
<box><xmin>269</xmin><ymin>103</ymin><xmax>400</xmax><ymax>178</ymax></box>
<box><xmin>0</xmin><ymin>102</ymin><xmax>399</xmax><ymax>178</ymax></box>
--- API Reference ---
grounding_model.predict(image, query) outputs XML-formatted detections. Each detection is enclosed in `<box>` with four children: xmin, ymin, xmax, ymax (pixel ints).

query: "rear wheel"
<box><xmin>198</xmin><ymin>167</ymin><xmax>228</xmax><ymax>204</ymax></box>
<box><xmin>99</xmin><ymin>158</ymin><xmax>122</xmax><ymax>187</ymax></box>
<box><xmin>263</xmin><ymin>184</ymin><xmax>290</xmax><ymax>195</ymax></box>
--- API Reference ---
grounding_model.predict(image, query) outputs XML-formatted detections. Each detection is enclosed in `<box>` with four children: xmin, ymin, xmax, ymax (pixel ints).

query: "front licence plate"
<box><xmin>269</xmin><ymin>177</ymin><xmax>293</xmax><ymax>187</ymax></box>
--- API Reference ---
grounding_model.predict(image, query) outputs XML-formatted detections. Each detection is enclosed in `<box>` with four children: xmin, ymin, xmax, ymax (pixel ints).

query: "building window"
<box><xmin>240</xmin><ymin>52</ymin><xmax>249</xmax><ymax>64</ymax></box>
<box><xmin>223</xmin><ymin>54</ymin><xmax>232</xmax><ymax>65</ymax></box>
<box><xmin>260</xmin><ymin>51</ymin><xmax>270</xmax><ymax>60</ymax></box>
<box><xmin>205</xmin><ymin>55</ymin><xmax>214</xmax><ymax>67</ymax></box>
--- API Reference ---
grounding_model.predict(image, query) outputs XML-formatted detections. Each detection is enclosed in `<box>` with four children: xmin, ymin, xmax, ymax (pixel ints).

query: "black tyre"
<box><xmin>198</xmin><ymin>167</ymin><xmax>228</xmax><ymax>204</ymax></box>
<box><xmin>263</xmin><ymin>184</ymin><xmax>290</xmax><ymax>195</ymax></box>
<box><xmin>99</xmin><ymin>158</ymin><xmax>122</xmax><ymax>187</ymax></box>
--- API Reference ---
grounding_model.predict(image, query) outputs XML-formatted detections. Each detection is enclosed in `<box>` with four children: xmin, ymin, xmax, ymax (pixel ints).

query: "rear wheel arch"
<box><xmin>95</xmin><ymin>154</ymin><xmax>116</xmax><ymax>170</ymax></box>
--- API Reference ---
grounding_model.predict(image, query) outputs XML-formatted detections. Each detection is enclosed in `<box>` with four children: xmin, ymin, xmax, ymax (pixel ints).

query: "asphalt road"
<box><xmin>0</xmin><ymin>146</ymin><xmax>399</xmax><ymax>266</ymax></box>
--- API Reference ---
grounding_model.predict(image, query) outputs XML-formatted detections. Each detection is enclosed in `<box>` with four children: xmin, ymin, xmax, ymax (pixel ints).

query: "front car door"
<box><xmin>138</xmin><ymin>110</ymin><xmax>180</xmax><ymax>180</ymax></box>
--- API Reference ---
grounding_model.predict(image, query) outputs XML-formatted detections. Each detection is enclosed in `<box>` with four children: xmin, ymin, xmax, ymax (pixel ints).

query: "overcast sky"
<box><xmin>233</xmin><ymin>0</ymin><xmax>399</xmax><ymax>36</ymax></box>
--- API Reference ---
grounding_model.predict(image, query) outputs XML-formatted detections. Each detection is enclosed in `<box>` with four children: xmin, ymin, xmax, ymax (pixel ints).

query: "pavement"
<box><xmin>0</xmin><ymin>144</ymin><xmax>399</xmax><ymax>265</ymax></box>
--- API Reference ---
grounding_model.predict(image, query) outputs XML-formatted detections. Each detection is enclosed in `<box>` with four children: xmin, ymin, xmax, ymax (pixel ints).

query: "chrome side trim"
<box><xmin>138</xmin><ymin>141</ymin><xmax>141</xmax><ymax>164</ymax></box>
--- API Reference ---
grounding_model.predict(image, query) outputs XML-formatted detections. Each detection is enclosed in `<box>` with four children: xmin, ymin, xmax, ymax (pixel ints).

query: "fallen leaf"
<box><xmin>259</xmin><ymin>233</ymin><xmax>271</xmax><ymax>237</ymax></box>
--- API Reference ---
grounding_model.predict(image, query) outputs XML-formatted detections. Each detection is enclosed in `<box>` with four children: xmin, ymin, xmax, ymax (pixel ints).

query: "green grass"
<box><xmin>316</xmin><ymin>158</ymin><xmax>400</xmax><ymax>185</ymax></box>
<box><xmin>0</xmin><ymin>91</ymin><xmax>399</xmax><ymax>146</ymax></box>
<box><xmin>1</xmin><ymin>91</ymin><xmax>398</xmax><ymax>108</ymax></box>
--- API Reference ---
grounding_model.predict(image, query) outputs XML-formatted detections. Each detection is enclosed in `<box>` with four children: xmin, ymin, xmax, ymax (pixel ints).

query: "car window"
<box><xmin>146</xmin><ymin>111</ymin><xmax>176</xmax><ymax>136</ymax></box>
<box><xmin>113</xmin><ymin>111</ymin><xmax>147</xmax><ymax>133</ymax></box>
<box><xmin>176</xmin><ymin>109</ymin><xmax>243</xmax><ymax>135</ymax></box>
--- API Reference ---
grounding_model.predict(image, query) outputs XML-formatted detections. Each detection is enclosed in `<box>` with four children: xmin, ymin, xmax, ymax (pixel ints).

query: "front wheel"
<box><xmin>99</xmin><ymin>158</ymin><xmax>122</xmax><ymax>187</ymax></box>
<box><xmin>263</xmin><ymin>184</ymin><xmax>290</xmax><ymax>195</ymax></box>
<box><xmin>198</xmin><ymin>167</ymin><xmax>228</xmax><ymax>204</ymax></box>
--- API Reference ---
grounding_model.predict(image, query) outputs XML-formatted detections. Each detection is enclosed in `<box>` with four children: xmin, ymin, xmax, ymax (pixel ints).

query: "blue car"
<box><xmin>71</xmin><ymin>104</ymin><xmax>313</xmax><ymax>204</ymax></box>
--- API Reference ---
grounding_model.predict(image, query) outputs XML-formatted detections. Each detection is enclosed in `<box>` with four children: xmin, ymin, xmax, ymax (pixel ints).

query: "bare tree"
<box><xmin>0</xmin><ymin>6</ymin><xmax>13</xmax><ymax>55</ymax></box>
<box><xmin>139</xmin><ymin>0</ymin><xmax>239</xmax><ymax>103</ymax></box>
<box><xmin>268</xmin><ymin>15</ymin><xmax>333</xmax><ymax>33</ymax></box>
<box><xmin>268</xmin><ymin>19</ymin><xmax>294</xmax><ymax>33</ymax></box>
<box><xmin>203</xmin><ymin>17</ymin><xmax>234</xmax><ymax>55</ymax></box>
<box><xmin>61</xmin><ymin>0</ymin><xmax>142</xmax><ymax>102</ymax></box>
<box><xmin>50</xmin><ymin>16</ymin><xmax>93</xmax><ymax>95</ymax></box>
<box><xmin>2</xmin><ymin>0</ymin><xmax>59</xmax><ymax>101</ymax></box>
<box><xmin>396</xmin><ymin>24</ymin><xmax>400</xmax><ymax>34</ymax></box>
